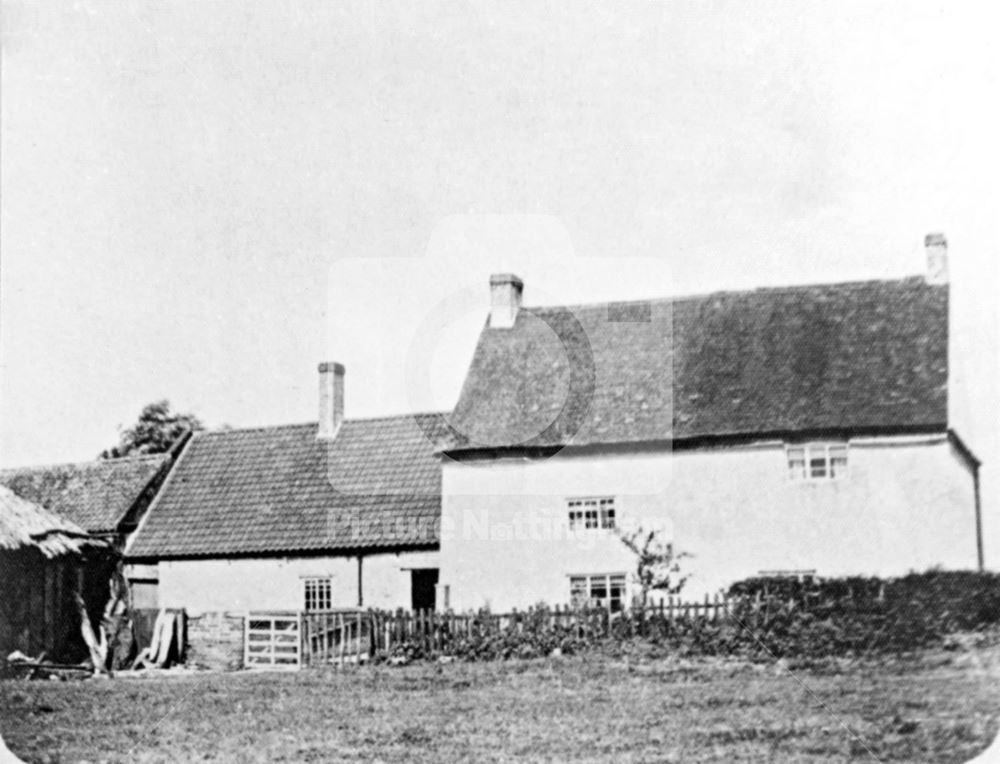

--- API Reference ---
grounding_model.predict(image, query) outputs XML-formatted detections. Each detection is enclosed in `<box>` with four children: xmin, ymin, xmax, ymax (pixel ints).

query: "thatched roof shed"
<box><xmin>0</xmin><ymin>484</ymin><xmax>100</xmax><ymax>558</ymax></box>
<box><xmin>1</xmin><ymin>485</ymin><xmax>113</xmax><ymax>663</ymax></box>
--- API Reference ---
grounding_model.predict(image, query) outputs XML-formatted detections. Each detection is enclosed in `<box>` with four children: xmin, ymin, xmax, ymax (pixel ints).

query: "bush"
<box><xmin>722</xmin><ymin>570</ymin><xmax>1000</xmax><ymax>658</ymax></box>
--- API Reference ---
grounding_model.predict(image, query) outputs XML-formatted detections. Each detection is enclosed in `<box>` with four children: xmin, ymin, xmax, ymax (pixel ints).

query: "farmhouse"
<box><xmin>3</xmin><ymin>233</ymin><xmax>981</xmax><ymax>629</ymax></box>
<box><xmin>125</xmin><ymin>363</ymin><xmax>448</xmax><ymax>615</ymax></box>
<box><xmin>436</xmin><ymin>234</ymin><xmax>983</xmax><ymax>611</ymax></box>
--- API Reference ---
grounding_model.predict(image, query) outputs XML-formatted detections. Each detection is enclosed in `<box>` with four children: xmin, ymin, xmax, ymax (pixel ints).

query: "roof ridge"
<box><xmin>193</xmin><ymin>421</ymin><xmax>317</xmax><ymax>437</ymax></box>
<box><xmin>0</xmin><ymin>453</ymin><xmax>168</xmax><ymax>475</ymax></box>
<box><xmin>194</xmin><ymin>411</ymin><xmax>449</xmax><ymax>438</ymax></box>
<box><xmin>524</xmin><ymin>274</ymin><xmax>930</xmax><ymax>316</ymax></box>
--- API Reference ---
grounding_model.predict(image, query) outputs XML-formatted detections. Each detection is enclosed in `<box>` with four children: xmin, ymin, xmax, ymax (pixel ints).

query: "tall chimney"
<box><xmin>318</xmin><ymin>362</ymin><xmax>345</xmax><ymax>439</ymax></box>
<box><xmin>489</xmin><ymin>273</ymin><xmax>523</xmax><ymax>329</ymax></box>
<box><xmin>925</xmin><ymin>233</ymin><xmax>948</xmax><ymax>285</ymax></box>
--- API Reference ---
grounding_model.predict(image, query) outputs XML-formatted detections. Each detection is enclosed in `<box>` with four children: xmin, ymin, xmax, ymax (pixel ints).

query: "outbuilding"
<box><xmin>0</xmin><ymin>485</ymin><xmax>111</xmax><ymax>663</ymax></box>
<box><xmin>125</xmin><ymin>363</ymin><xmax>448</xmax><ymax>615</ymax></box>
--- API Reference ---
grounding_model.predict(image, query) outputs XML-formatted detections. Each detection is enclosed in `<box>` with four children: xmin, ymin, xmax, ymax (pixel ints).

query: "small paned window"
<box><xmin>788</xmin><ymin>444</ymin><xmax>848</xmax><ymax>481</ymax></box>
<box><xmin>568</xmin><ymin>497</ymin><xmax>616</xmax><ymax>530</ymax></box>
<box><xmin>303</xmin><ymin>577</ymin><xmax>332</xmax><ymax>612</ymax></box>
<box><xmin>569</xmin><ymin>573</ymin><xmax>627</xmax><ymax>611</ymax></box>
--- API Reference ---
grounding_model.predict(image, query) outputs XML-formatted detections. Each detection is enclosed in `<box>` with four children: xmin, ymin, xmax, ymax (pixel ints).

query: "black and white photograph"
<box><xmin>1</xmin><ymin>2</ymin><xmax>998</xmax><ymax>761</ymax></box>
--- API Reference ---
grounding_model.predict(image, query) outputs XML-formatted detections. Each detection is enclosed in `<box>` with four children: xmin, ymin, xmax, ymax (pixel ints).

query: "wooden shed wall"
<box><xmin>0</xmin><ymin>549</ymin><xmax>88</xmax><ymax>663</ymax></box>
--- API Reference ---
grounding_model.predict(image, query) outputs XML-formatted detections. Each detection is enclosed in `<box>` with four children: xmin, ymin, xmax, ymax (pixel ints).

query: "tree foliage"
<box><xmin>616</xmin><ymin>525</ymin><xmax>690</xmax><ymax>606</ymax></box>
<box><xmin>100</xmin><ymin>400</ymin><xmax>202</xmax><ymax>459</ymax></box>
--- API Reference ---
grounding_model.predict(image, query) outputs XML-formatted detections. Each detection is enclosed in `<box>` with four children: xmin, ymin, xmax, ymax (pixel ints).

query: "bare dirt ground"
<box><xmin>2</xmin><ymin>644</ymin><xmax>999</xmax><ymax>763</ymax></box>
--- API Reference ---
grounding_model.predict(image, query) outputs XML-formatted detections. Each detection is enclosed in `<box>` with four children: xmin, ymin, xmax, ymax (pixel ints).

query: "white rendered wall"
<box><xmin>364</xmin><ymin>550</ymin><xmax>439</xmax><ymax>610</ymax></box>
<box><xmin>158</xmin><ymin>550</ymin><xmax>439</xmax><ymax>614</ymax></box>
<box><xmin>438</xmin><ymin>436</ymin><xmax>978</xmax><ymax>611</ymax></box>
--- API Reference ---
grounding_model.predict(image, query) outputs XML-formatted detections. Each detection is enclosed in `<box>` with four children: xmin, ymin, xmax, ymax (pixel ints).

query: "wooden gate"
<box><xmin>245</xmin><ymin>612</ymin><xmax>301</xmax><ymax>669</ymax></box>
<box><xmin>302</xmin><ymin>609</ymin><xmax>370</xmax><ymax>666</ymax></box>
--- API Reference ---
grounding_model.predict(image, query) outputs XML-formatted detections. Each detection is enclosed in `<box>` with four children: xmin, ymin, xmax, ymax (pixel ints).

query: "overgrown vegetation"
<box><xmin>373</xmin><ymin>570</ymin><xmax>1000</xmax><ymax>664</ymax></box>
<box><xmin>722</xmin><ymin>569</ymin><xmax>1000</xmax><ymax>658</ymax></box>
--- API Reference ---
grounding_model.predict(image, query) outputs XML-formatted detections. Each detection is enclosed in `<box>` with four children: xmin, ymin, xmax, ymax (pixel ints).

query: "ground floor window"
<box><xmin>303</xmin><ymin>577</ymin><xmax>332</xmax><ymax>611</ymax></box>
<box><xmin>757</xmin><ymin>569</ymin><xmax>817</xmax><ymax>580</ymax></box>
<box><xmin>570</xmin><ymin>573</ymin><xmax>627</xmax><ymax>611</ymax></box>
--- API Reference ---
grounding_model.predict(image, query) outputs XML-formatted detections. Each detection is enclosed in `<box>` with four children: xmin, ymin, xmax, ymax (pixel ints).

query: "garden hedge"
<box><xmin>375</xmin><ymin>570</ymin><xmax>1000</xmax><ymax>663</ymax></box>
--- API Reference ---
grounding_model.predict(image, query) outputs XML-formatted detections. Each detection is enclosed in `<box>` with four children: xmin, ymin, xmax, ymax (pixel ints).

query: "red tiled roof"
<box><xmin>126</xmin><ymin>413</ymin><xmax>447</xmax><ymax>558</ymax></box>
<box><xmin>443</xmin><ymin>277</ymin><xmax>948</xmax><ymax>450</ymax></box>
<box><xmin>0</xmin><ymin>455</ymin><xmax>170</xmax><ymax>534</ymax></box>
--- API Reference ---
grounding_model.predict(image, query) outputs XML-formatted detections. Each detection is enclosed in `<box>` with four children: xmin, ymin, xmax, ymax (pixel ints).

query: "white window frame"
<box><xmin>567</xmin><ymin>497</ymin><xmax>616</xmax><ymax>531</ymax></box>
<box><xmin>569</xmin><ymin>573</ymin><xmax>627</xmax><ymax>611</ymax></box>
<box><xmin>787</xmin><ymin>443</ymin><xmax>848</xmax><ymax>481</ymax></box>
<box><xmin>303</xmin><ymin>577</ymin><xmax>332</xmax><ymax>612</ymax></box>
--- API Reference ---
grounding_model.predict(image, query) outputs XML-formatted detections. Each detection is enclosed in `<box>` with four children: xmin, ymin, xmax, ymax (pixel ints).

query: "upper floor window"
<box><xmin>568</xmin><ymin>497</ymin><xmax>616</xmax><ymax>530</ymax></box>
<box><xmin>303</xmin><ymin>577</ymin><xmax>332</xmax><ymax>611</ymax></box>
<box><xmin>787</xmin><ymin>443</ymin><xmax>848</xmax><ymax>480</ymax></box>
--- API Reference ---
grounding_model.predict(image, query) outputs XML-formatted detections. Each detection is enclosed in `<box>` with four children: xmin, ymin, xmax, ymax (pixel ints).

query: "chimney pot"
<box><xmin>318</xmin><ymin>362</ymin><xmax>345</xmax><ymax>439</ymax></box>
<box><xmin>925</xmin><ymin>232</ymin><xmax>948</xmax><ymax>285</ymax></box>
<box><xmin>489</xmin><ymin>273</ymin><xmax>523</xmax><ymax>329</ymax></box>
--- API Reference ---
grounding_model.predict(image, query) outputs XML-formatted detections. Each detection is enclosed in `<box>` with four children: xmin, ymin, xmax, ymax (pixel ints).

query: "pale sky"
<box><xmin>2</xmin><ymin>2</ymin><xmax>998</xmax><ymax>559</ymax></box>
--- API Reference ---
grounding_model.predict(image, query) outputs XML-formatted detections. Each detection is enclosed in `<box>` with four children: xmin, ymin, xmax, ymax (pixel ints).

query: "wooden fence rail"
<box><xmin>300</xmin><ymin>594</ymin><xmax>733</xmax><ymax>666</ymax></box>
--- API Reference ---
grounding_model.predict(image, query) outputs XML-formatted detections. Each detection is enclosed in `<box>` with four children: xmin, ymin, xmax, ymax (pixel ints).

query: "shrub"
<box><xmin>723</xmin><ymin>570</ymin><xmax>1000</xmax><ymax>657</ymax></box>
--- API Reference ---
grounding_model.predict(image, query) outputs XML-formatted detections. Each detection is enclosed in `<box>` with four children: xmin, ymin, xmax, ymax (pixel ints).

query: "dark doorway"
<box><xmin>410</xmin><ymin>569</ymin><xmax>438</xmax><ymax>611</ymax></box>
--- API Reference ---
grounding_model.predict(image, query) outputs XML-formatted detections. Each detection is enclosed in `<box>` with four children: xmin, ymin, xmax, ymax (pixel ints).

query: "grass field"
<box><xmin>2</xmin><ymin>644</ymin><xmax>999</xmax><ymax>763</ymax></box>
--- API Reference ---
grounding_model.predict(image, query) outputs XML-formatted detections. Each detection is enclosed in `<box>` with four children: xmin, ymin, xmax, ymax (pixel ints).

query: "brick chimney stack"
<box><xmin>318</xmin><ymin>362</ymin><xmax>345</xmax><ymax>439</ymax></box>
<box><xmin>925</xmin><ymin>233</ymin><xmax>948</xmax><ymax>285</ymax></box>
<box><xmin>489</xmin><ymin>273</ymin><xmax>523</xmax><ymax>329</ymax></box>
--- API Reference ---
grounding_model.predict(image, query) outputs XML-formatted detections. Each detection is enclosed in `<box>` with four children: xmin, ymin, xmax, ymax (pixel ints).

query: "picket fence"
<box><xmin>297</xmin><ymin>593</ymin><xmax>733</xmax><ymax>667</ymax></box>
